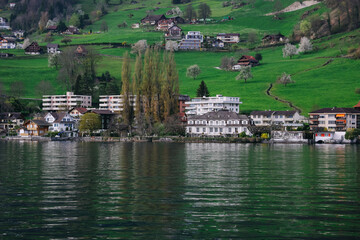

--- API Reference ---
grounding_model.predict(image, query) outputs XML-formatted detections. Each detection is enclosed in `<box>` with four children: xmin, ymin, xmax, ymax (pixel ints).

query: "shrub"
<box><xmin>261</xmin><ymin>133</ymin><xmax>269</xmax><ymax>139</ymax></box>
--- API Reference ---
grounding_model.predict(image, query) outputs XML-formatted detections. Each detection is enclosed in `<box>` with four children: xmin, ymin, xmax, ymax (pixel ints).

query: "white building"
<box><xmin>250</xmin><ymin>110</ymin><xmax>306</xmax><ymax>127</ymax></box>
<box><xmin>0</xmin><ymin>38</ymin><xmax>16</xmax><ymax>49</ymax></box>
<box><xmin>185</xmin><ymin>31</ymin><xmax>203</xmax><ymax>42</ymax></box>
<box><xmin>47</xmin><ymin>43</ymin><xmax>60</xmax><ymax>54</ymax></box>
<box><xmin>99</xmin><ymin>95</ymin><xmax>137</xmax><ymax>113</ymax></box>
<box><xmin>44</xmin><ymin>112</ymin><xmax>77</xmax><ymax>136</ymax></box>
<box><xmin>185</xmin><ymin>95</ymin><xmax>241</xmax><ymax>115</ymax></box>
<box><xmin>42</xmin><ymin>92</ymin><xmax>92</xmax><ymax>111</ymax></box>
<box><xmin>216</xmin><ymin>33</ymin><xmax>240</xmax><ymax>43</ymax></box>
<box><xmin>186</xmin><ymin>109</ymin><xmax>252</xmax><ymax>137</ymax></box>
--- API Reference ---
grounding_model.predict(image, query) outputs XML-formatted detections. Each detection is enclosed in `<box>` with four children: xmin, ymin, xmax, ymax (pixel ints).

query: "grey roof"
<box><xmin>188</xmin><ymin>110</ymin><xmax>249</xmax><ymax>121</ymax></box>
<box><xmin>250</xmin><ymin>110</ymin><xmax>297</xmax><ymax>117</ymax></box>
<box><xmin>91</xmin><ymin>110</ymin><xmax>115</xmax><ymax>115</ymax></box>
<box><xmin>141</xmin><ymin>14</ymin><xmax>166</xmax><ymax>22</ymax></box>
<box><xmin>310</xmin><ymin>108</ymin><xmax>360</xmax><ymax>114</ymax></box>
<box><xmin>0</xmin><ymin>112</ymin><xmax>23</xmax><ymax>120</ymax></box>
<box><xmin>31</xmin><ymin>119</ymin><xmax>51</xmax><ymax>126</ymax></box>
<box><xmin>47</xmin><ymin>43</ymin><xmax>59</xmax><ymax>48</ymax></box>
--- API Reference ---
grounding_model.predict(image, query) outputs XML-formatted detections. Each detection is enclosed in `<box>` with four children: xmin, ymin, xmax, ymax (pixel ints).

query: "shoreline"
<box><xmin>1</xmin><ymin>136</ymin><xmax>357</xmax><ymax>144</ymax></box>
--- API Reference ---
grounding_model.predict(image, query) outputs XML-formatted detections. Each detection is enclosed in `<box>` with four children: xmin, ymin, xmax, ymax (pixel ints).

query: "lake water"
<box><xmin>0</xmin><ymin>142</ymin><xmax>359</xmax><ymax>239</ymax></box>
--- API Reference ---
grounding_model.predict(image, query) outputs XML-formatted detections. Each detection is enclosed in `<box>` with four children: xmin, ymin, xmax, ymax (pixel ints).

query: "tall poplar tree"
<box><xmin>151</xmin><ymin>47</ymin><xmax>162</xmax><ymax>123</ymax></box>
<box><xmin>141</xmin><ymin>47</ymin><xmax>153</xmax><ymax>123</ymax></box>
<box><xmin>133</xmin><ymin>53</ymin><xmax>143</xmax><ymax>121</ymax></box>
<box><xmin>121</xmin><ymin>51</ymin><xmax>132</xmax><ymax>125</ymax></box>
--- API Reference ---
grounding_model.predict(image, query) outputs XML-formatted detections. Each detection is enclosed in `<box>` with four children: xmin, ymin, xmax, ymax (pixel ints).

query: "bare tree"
<box><xmin>57</xmin><ymin>47</ymin><xmax>80</xmax><ymax>91</ymax></box>
<box><xmin>277</xmin><ymin>72</ymin><xmax>294</xmax><ymax>86</ymax></box>
<box><xmin>35</xmin><ymin>80</ymin><xmax>55</xmax><ymax>97</ymax></box>
<box><xmin>131</xmin><ymin>40</ymin><xmax>148</xmax><ymax>54</ymax></box>
<box><xmin>165</xmin><ymin>41</ymin><xmax>178</xmax><ymax>52</ymax></box>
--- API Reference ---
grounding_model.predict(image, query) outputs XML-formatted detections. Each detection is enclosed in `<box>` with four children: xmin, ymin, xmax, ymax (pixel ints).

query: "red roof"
<box><xmin>354</xmin><ymin>101</ymin><xmax>360</xmax><ymax>108</ymax></box>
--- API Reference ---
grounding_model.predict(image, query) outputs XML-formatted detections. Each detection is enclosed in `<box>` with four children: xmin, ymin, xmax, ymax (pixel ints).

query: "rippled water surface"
<box><xmin>0</xmin><ymin>142</ymin><xmax>360</xmax><ymax>239</ymax></box>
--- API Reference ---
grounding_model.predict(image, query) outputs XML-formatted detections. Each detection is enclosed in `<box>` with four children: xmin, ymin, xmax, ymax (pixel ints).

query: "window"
<box><xmin>228</xmin><ymin>128</ymin><xmax>232</xmax><ymax>133</ymax></box>
<box><xmin>210</xmin><ymin>128</ymin><xmax>213</xmax><ymax>132</ymax></box>
<box><xmin>235</xmin><ymin>128</ymin><xmax>238</xmax><ymax>132</ymax></box>
<box><xmin>215</xmin><ymin>128</ymin><xmax>218</xmax><ymax>132</ymax></box>
<box><xmin>196</xmin><ymin>128</ymin><xmax>199</xmax><ymax>132</ymax></box>
<box><xmin>220</xmin><ymin>128</ymin><xmax>223</xmax><ymax>133</ymax></box>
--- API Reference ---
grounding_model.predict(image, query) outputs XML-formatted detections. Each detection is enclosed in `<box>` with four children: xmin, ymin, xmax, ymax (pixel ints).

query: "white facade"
<box><xmin>185</xmin><ymin>95</ymin><xmax>241</xmax><ymax>115</ymax></box>
<box><xmin>309</xmin><ymin>108</ymin><xmax>360</xmax><ymax>131</ymax></box>
<box><xmin>250</xmin><ymin>111</ymin><xmax>306</xmax><ymax>126</ymax></box>
<box><xmin>0</xmin><ymin>39</ymin><xmax>16</xmax><ymax>49</ymax></box>
<box><xmin>216</xmin><ymin>33</ymin><xmax>240</xmax><ymax>43</ymax></box>
<box><xmin>42</xmin><ymin>92</ymin><xmax>92</xmax><ymax>111</ymax></box>
<box><xmin>99</xmin><ymin>95</ymin><xmax>137</xmax><ymax>113</ymax></box>
<box><xmin>185</xmin><ymin>31</ymin><xmax>203</xmax><ymax>42</ymax></box>
<box><xmin>44</xmin><ymin>112</ymin><xmax>75</xmax><ymax>132</ymax></box>
<box><xmin>186</xmin><ymin>110</ymin><xmax>252</xmax><ymax>137</ymax></box>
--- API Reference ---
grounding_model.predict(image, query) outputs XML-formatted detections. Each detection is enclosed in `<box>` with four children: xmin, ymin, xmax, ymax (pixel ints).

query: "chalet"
<box><xmin>186</xmin><ymin>109</ymin><xmax>252</xmax><ymax>137</ymax></box>
<box><xmin>309</xmin><ymin>108</ymin><xmax>360</xmax><ymax>132</ymax></box>
<box><xmin>141</xmin><ymin>14</ymin><xmax>166</xmax><ymax>25</ymax></box>
<box><xmin>75</xmin><ymin>45</ymin><xmax>88</xmax><ymax>56</ymax></box>
<box><xmin>232</xmin><ymin>55</ymin><xmax>259</xmax><ymax>70</ymax></box>
<box><xmin>0</xmin><ymin>37</ymin><xmax>16</xmax><ymax>49</ymax></box>
<box><xmin>47</xmin><ymin>43</ymin><xmax>60</xmax><ymax>54</ymax></box>
<box><xmin>44</xmin><ymin>112</ymin><xmax>77</xmax><ymax>136</ymax></box>
<box><xmin>25</xmin><ymin>42</ymin><xmax>43</xmax><ymax>55</ymax></box>
<box><xmin>165</xmin><ymin>25</ymin><xmax>182</xmax><ymax>39</ymax></box>
<box><xmin>216</xmin><ymin>33</ymin><xmax>240</xmax><ymax>43</ymax></box>
<box><xmin>46</xmin><ymin>25</ymin><xmax>58</xmax><ymax>32</ymax></box>
<box><xmin>262</xmin><ymin>33</ymin><xmax>287</xmax><ymax>45</ymax></box>
<box><xmin>169</xmin><ymin>16</ymin><xmax>185</xmax><ymax>24</ymax></box>
<box><xmin>156</xmin><ymin>19</ymin><xmax>174</xmax><ymax>31</ymax></box>
<box><xmin>0</xmin><ymin>112</ymin><xmax>24</xmax><ymax>131</ymax></box>
<box><xmin>20</xmin><ymin>119</ymin><xmax>50</xmax><ymax>137</ymax></box>
<box><xmin>64</xmin><ymin>26</ymin><xmax>79</xmax><ymax>35</ymax></box>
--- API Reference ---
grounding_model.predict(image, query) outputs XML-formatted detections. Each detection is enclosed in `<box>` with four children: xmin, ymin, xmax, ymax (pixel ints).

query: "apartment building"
<box><xmin>99</xmin><ymin>95</ymin><xmax>137</xmax><ymax>113</ymax></box>
<box><xmin>250</xmin><ymin>110</ymin><xmax>306</xmax><ymax>127</ymax></box>
<box><xmin>185</xmin><ymin>95</ymin><xmax>241</xmax><ymax>115</ymax></box>
<box><xmin>42</xmin><ymin>92</ymin><xmax>92</xmax><ymax>111</ymax></box>
<box><xmin>216</xmin><ymin>33</ymin><xmax>240</xmax><ymax>43</ymax></box>
<box><xmin>185</xmin><ymin>31</ymin><xmax>203</xmax><ymax>42</ymax></box>
<box><xmin>309</xmin><ymin>108</ymin><xmax>360</xmax><ymax>131</ymax></box>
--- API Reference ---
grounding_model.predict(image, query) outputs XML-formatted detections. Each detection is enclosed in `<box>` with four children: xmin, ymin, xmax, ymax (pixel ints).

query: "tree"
<box><xmin>282</xmin><ymin>43</ymin><xmax>298</xmax><ymax>58</ymax></box>
<box><xmin>61</xmin><ymin>37</ymin><xmax>72</xmax><ymax>45</ymax></box>
<box><xmin>273</xmin><ymin>0</ymin><xmax>283</xmax><ymax>16</ymax></box>
<box><xmin>220</xmin><ymin>56</ymin><xmax>236</xmax><ymax>71</ymax></box>
<box><xmin>79</xmin><ymin>113</ymin><xmax>101</xmax><ymax>134</ymax></box>
<box><xmin>133</xmin><ymin>53</ymin><xmax>143</xmax><ymax>122</ymax></box>
<box><xmin>121</xmin><ymin>51</ymin><xmax>132</xmax><ymax>126</ymax></box>
<box><xmin>38</xmin><ymin>11</ymin><xmax>49</xmax><ymax>32</ymax></box>
<box><xmin>248</xmin><ymin>31</ymin><xmax>257</xmax><ymax>45</ymax></box>
<box><xmin>297</xmin><ymin>37</ymin><xmax>313</xmax><ymax>53</ymax></box>
<box><xmin>355</xmin><ymin>88</ymin><xmax>360</xmax><ymax>95</ymax></box>
<box><xmin>277</xmin><ymin>72</ymin><xmax>294</xmax><ymax>87</ymax></box>
<box><xmin>300</xmin><ymin>20</ymin><xmax>311</xmax><ymax>36</ymax></box>
<box><xmin>131</xmin><ymin>39</ymin><xmax>148</xmax><ymax>54</ymax></box>
<box><xmin>198</xmin><ymin>3</ymin><xmax>211</xmax><ymax>22</ymax></box>
<box><xmin>235</xmin><ymin>65</ymin><xmax>253</xmax><ymax>83</ymax></box>
<box><xmin>255</xmin><ymin>53</ymin><xmax>263</xmax><ymax>61</ymax></box>
<box><xmin>196</xmin><ymin>80</ymin><xmax>210</xmax><ymax>97</ymax></box>
<box><xmin>48</xmin><ymin>52</ymin><xmax>60</xmax><ymax>69</ymax></box>
<box><xmin>69</xmin><ymin>14</ymin><xmax>81</xmax><ymax>27</ymax></box>
<box><xmin>57</xmin><ymin>46</ymin><xmax>80</xmax><ymax>91</ymax></box>
<box><xmin>165</xmin><ymin>40</ymin><xmax>178</xmax><ymax>52</ymax></box>
<box><xmin>186</xmin><ymin>65</ymin><xmax>201</xmax><ymax>80</ymax></box>
<box><xmin>22</xmin><ymin>38</ymin><xmax>31</xmax><ymax>49</ymax></box>
<box><xmin>35</xmin><ymin>80</ymin><xmax>55</xmax><ymax>97</ymax></box>
<box><xmin>345</xmin><ymin>128</ymin><xmax>360</xmax><ymax>140</ymax></box>
<box><xmin>184</xmin><ymin>4</ymin><xmax>197</xmax><ymax>21</ymax></box>
<box><xmin>100</xmin><ymin>20</ymin><xmax>108</xmax><ymax>32</ymax></box>
<box><xmin>57</xmin><ymin>21</ymin><xmax>67</xmax><ymax>32</ymax></box>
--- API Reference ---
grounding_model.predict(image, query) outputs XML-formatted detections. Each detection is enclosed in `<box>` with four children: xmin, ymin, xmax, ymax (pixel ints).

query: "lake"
<box><xmin>0</xmin><ymin>142</ymin><xmax>359</xmax><ymax>239</ymax></box>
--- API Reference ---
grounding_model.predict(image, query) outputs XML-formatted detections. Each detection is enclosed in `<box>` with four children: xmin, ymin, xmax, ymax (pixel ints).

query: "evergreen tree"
<box><xmin>196</xmin><ymin>80</ymin><xmax>210</xmax><ymax>97</ymax></box>
<box><xmin>121</xmin><ymin>51</ymin><xmax>132</xmax><ymax>125</ymax></box>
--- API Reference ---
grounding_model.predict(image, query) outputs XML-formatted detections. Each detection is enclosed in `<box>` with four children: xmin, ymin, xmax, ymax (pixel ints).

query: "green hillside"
<box><xmin>0</xmin><ymin>0</ymin><xmax>360</xmax><ymax>115</ymax></box>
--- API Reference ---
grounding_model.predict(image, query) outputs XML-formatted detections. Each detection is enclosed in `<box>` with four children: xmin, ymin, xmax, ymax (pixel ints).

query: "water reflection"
<box><xmin>0</xmin><ymin>142</ymin><xmax>359</xmax><ymax>239</ymax></box>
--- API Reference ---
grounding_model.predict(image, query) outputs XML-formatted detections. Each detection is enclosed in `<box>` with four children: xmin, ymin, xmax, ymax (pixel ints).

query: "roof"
<box><xmin>70</xmin><ymin>107</ymin><xmax>89</xmax><ymax>114</ymax></box>
<box><xmin>188</xmin><ymin>109</ymin><xmax>249</xmax><ymax>121</ymax></box>
<box><xmin>239</xmin><ymin>55</ymin><xmax>257</xmax><ymax>61</ymax></box>
<box><xmin>48</xmin><ymin>112</ymin><xmax>71</xmax><ymax>123</ymax></box>
<box><xmin>47</xmin><ymin>43</ymin><xmax>59</xmax><ymax>48</ymax></box>
<box><xmin>310</xmin><ymin>108</ymin><xmax>360</xmax><ymax>114</ymax></box>
<box><xmin>29</xmin><ymin>119</ymin><xmax>51</xmax><ymax>126</ymax></box>
<box><xmin>250</xmin><ymin>110</ymin><xmax>297</xmax><ymax>117</ymax></box>
<box><xmin>262</xmin><ymin>34</ymin><xmax>285</xmax><ymax>40</ymax></box>
<box><xmin>141</xmin><ymin>14</ymin><xmax>166</xmax><ymax>22</ymax></box>
<box><xmin>0</xmin><ymin>112</ymin><xmax>23</xmax><ymax>120</ymax></box>
<box><xmin>91</xmin><ymin>110</ymin><xmax>115</xmax><ymax>115</ymax></box>
<box><xmin>354</xmin><ymin>101</ymin><xmax>360</xmax><ymax>108</ymax></box>
<box><xmin>217</xmin><ymin>33</ymin><xmax>240</xmax><ymax>37</ymax></box>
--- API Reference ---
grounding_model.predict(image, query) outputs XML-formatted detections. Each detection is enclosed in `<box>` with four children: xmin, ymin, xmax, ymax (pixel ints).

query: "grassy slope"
<box><xmin>0</xmin><ymin>0</ymin><xmax>359</xmax><ymax>115</ymax></box>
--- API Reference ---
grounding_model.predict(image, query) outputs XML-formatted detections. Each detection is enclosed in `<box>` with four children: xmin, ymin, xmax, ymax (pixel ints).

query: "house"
<box><xmin>64</xmin><ymin>26</ymin><xmax>79</xmax><ymax>35</ymax></box>
<box><xmin>309</xmin><ymin>107</ymin><xmax>360</xmax><ymax>132</ymax></box>
<box><xmin>75</xmin><ymin>45</ymin><xmax>88</xmax><ymax>56</ymax></box>
<box><xmin>165</xmin><ymin>25</ymin><xmax>182</xmax><ymax>39</ymax></box>
<box><xmin>185</xmin><ymin>95</ymin><xmax>242</xmax><ymax>115</ymax></box>
<box><xmin>47</xmin><ymin>43</ymin><xmax>60</xmax><ymax>54</ymax></box>
<box><xmin>0</xmin><ymin>17</ymin><xmax>8</xmax><ymax>24</ymax></box>
<box><xmin>12</xmin><ymin>30</ymin><xmax>25</xmax><ymax>39</ymax></box>
<box><xmin>25</xmin><ymin>42</ymin><xmax>43</xmax><ymax>55</ymax></box>
<box><xmin>156</xmin><ymin>19</ymin><xmax>174</xmax><ymax>31</ymax></box>
<box><xmin>46</xmin><ymin>25</ymin><xmax>58</xmax><ymax>33</ymax></box>
<box><xmin>185</xmin><ymin>31</ymin><xmax>203</xmax><ymax>42</ymax></box>
<box><xmin>141</xmin><ymin>14</ymin><xmax>166</xmax><ymax>25</ymax></box>
<box><xmin>69</xmin><ymin>107</ymin><xmax>89</xmax><ymax>118</ymax></box>
<box><xmin>99</xmin><ymin>95</ymin><xmax>137</xmax><ymax>113</ymax></box>
<box><xmin>178</xmin><ymin>94</ymin><xmax>190</xmax><ymax>122</ymax></box>
<box><xmin>232</xmin><ymin>55</ymin><xmax>259</xmax><ymax>70</ymax></box>
<box><xmin>44</xmin><ymin>112</ymin><xmax>77</xmax><ymax>136</ymax></box>
<box><xmin>0</xmin><ymin>112</ymin><xmax>24</xmax><ymax>131</ymax></box>
<box><xmin>9</xmin><ymin>3</ymin><xmax>16</xmax><ymax>8</ymax></box>
<box><xmin>271</xmin><ymin>131</ymin><xmax>307</xmax><ymax>143</ymax></box>
<box><xmin>90</xmin><ymin>110</ymin><xmax>116</xmax><ymax>130</ymax></box>
<box><xmin>216</xmin><ymin>33</ymin><xmax>240</xmax><ymax>43</ymax></box>
<box><xmin>186</xmin><ymin>109</ymin><xmax>252</xmax><ymax>137</ymax></box>
<box><xmin>169</xmin><ymin>16</ymin><xmax>185</xmax><ymax>24</ymax></box>
<box><xmin>0</xmin><ymin>37</ymin><xmax>16</xmax><ymax>49</ymax></box>
<box><xmin>250</xmin><ymin>110</ymin><xmax>306</xmax><ymax>127</ymax></box>
<box><xmin>212</xmin><ymin>39</ymin><xmax>224</xmax><ymax>48</ymax></box>
<box><xmin>0</xmin><ymin>21</ymin><xmax>10</xmax><ymax>30</ymax></box>
<box><xmin>20</xmin><ymin>120</ymin><xmax>50</xmax><ymax>137</ymax></box>
<box><xmin>42</xmin><ymin>92</ymin><xmax>92</xmax><ymax>111</ymax></box>
<box><xmin>262</xmin><ymin>33</ymin><xmax>287</xmax><ymax>45</ymax></box>
<box><xmin>178</xmin><ymin>39</ymin><xmax>201</xmax><ymax>50</ymax></box>
<box><xmin>314</xmin><ymin>131</ymin><xmax>351</xmax><ymax>143</ymax></box>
